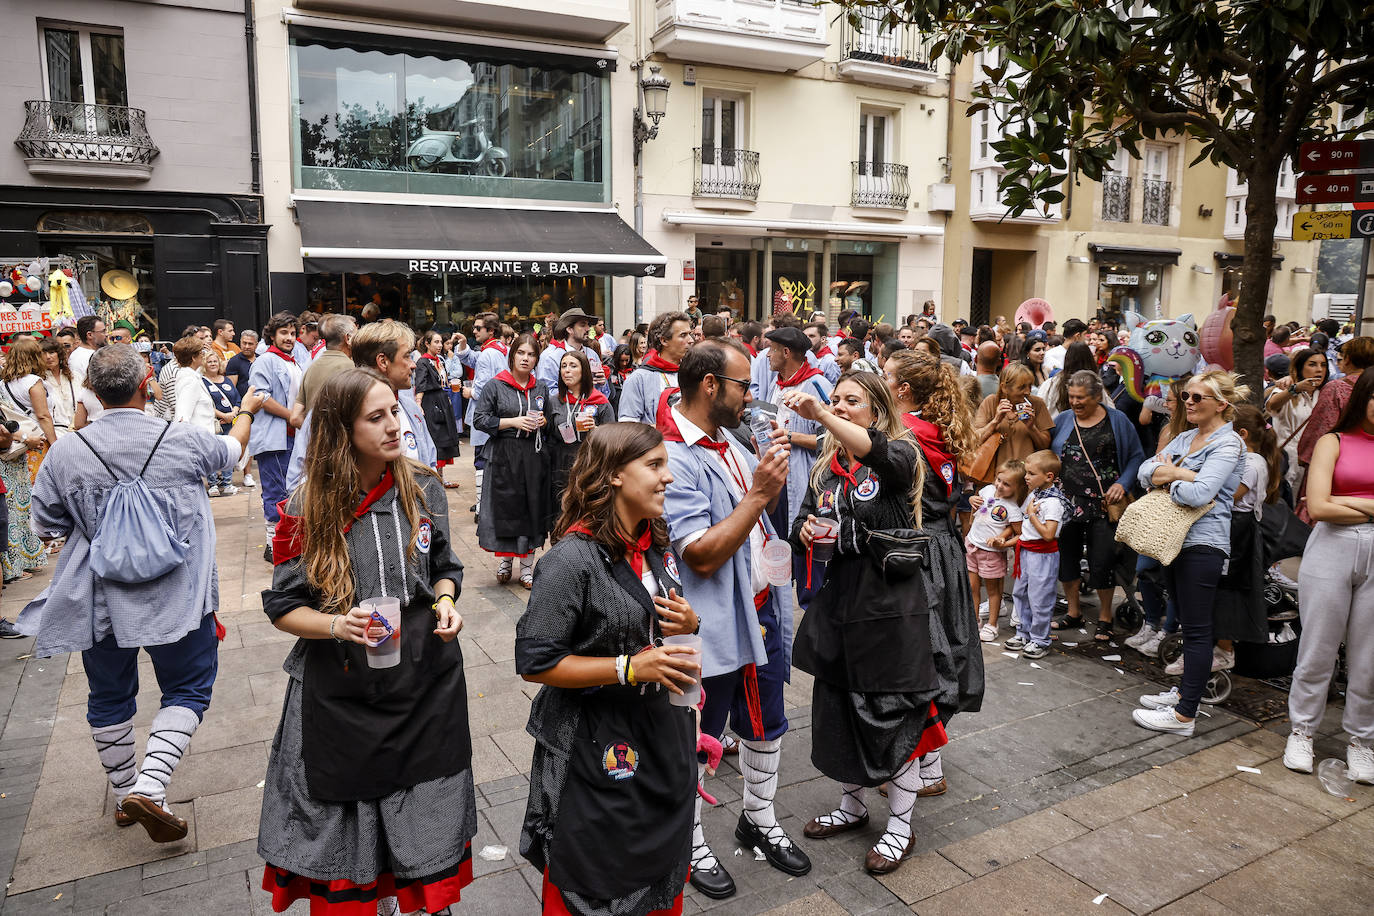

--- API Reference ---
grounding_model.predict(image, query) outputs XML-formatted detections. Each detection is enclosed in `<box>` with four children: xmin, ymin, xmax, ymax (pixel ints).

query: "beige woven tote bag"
<box><xmin>1113</xmin><ymin>489</ymin><xmax>1214</xmax><ymax>565</ymax></box>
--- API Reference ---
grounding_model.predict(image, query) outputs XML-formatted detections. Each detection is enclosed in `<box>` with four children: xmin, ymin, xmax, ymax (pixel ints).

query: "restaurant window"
<box><xmin>289</xmin><ymin>29</ymin><xmax>610</xmax><ymax>202</ymax></box>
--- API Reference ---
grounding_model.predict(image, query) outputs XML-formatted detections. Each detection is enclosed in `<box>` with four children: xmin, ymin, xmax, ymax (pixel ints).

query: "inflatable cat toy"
<box><xmin>1106</xmin><ymin>310</ymin><xmax>1200</xmax><ymax>402</ymax></box>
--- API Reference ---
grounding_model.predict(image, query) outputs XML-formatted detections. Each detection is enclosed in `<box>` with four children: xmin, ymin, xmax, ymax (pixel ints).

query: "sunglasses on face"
<box><xmin>1183</xmin><ymin>392</ymin><xmax>1218</xmax><ymax>404</ymax></box>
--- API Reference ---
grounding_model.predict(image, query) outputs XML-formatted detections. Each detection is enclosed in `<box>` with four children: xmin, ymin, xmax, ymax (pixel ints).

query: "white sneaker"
<box><xmin>242</xmin><ymin>473</ymin><xmax>256</xmax><ymax>488</ymax></box>
<box><xmin>1267</xmin><ymin>566</ymin><xmax>1299</xmax><ymax>590</ymax></box>
<box><xmin>1125</xmin><ymin>624</ymin><xmax>1158</xmax><ymax>650</ymax></box>
<box><xmin>1139</xmin><ymin>631</ymin><xmax>1167</xmax><ymax>658</ymax></box>
<box><xmin>978</xmin><ymin>601</ymin><xmax>989</xmax><ymax>621</ymax></box>
<box><xmin>1164</xmin><ymin>655</ymin><xmax>1184</xmax><ymax>676</ymax></box>
<box><xmin>1139</xmin><ymin>687</ymin><xmax>1180</xmax><ymax>710</ymax></box>
<box><xmin>207</xmin><ymin>486</ymin><xmax>221</xmax><ymax>498</ymax></box>
<box><xmin>1283</xmin><ymin>730</ymin><xmax>1314</xmax><ymax>774</ymax></box>
<box><xmin>979</xmin><ymin>623</ymin><xmax>998</xmax><ymax>642</ymax></box>
<box><xmin>1349</xmin><ymin>743</ymin><xmax>1374</xmax><ymax>785</ymax></box>
<box><xmin>220</xmin><ymin>484</ymin><xmax>239</xmax><ymax>497</ymax></box>
<box><xmin>1212</xmin><ymin>647</ymin><xmax>1235</xmax><ymax>671</ymax></box>
<box><xmin>1010</xmin><ymin>613</ymin><xmax>1022</xmax><ymax>629</ymax></box>
<box><xmin>1132</xmin><ymin>706</ymin><xmax>1195</xmax><ymax>736</ymax></box>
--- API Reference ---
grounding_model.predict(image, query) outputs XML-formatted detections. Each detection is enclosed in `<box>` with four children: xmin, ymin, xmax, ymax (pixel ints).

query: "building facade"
<box><xmin>0</xmin><ymin>0</ymin><xmax>268</xmax><ymax>339</ymax></box>
<box><xmin>637</xmin><ymin>0</ymin><xmax>950</xmax><ymax>329</ymax></box>
<box><xmin>939</xmin><ymin>50</ymin><xmax>1318</xmax><ymax>328</ymax></box>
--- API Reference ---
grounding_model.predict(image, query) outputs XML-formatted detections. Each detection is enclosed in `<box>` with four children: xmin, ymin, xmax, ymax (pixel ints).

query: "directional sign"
<box><xmin>1291</xmin><ymin>209</ymin><xmax>1374</xmax><ymax>241</ymax></box>
<box><xmin>1299</xmin><ymin>140</ymin><xmax>1374</xmax><ymax>172</ymax></box>
<box><xmin>1296</xmin><ymin>174</ymin><xmax>1374</xmax><ymax>205</ymax></box>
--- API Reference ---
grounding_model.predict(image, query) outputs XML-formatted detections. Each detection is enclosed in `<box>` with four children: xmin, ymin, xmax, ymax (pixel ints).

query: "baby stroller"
<box><xmin>1153</xmin><ymin>499</ymin><xmax>1310</xmax><ymax>704</ymax></box>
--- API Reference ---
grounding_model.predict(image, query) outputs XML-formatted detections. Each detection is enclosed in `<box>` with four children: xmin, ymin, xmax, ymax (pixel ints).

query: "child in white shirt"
<box><xmin>966</xmin><ymin>459</ymin><xmax>1027</xmax><ymax>642</ymax></box>
<box><xmin>1005</xmin><ymin>450</ymin><xmax>1068</xmax><ymax>659</ymax></box>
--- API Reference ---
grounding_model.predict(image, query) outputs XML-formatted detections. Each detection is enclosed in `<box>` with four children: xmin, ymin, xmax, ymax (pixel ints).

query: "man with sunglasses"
<box><xmin>658</xmin><ymin>339</ymin><xmax>809</xmax><ymax>901</ymax></box>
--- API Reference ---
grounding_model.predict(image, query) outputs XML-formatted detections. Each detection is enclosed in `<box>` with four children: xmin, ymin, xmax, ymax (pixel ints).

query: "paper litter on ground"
<box><xmin>1018</xmin><ymin>682</ymin><xmax>1035</xmax><ymax>686</ymax></box>
<box><xmin>1060</xmin><ymin>642</ymin><xmax>1078</xmax><ymax>648</ymax></box>
<box><xmin>1115</xmin><ymin>668</ymin><xmax>1125</xmax><ymax>675</ymax></box>
<box><xmin>478</xmin><ymin>845</ymin><xmax>508</xmax><ymax>862</ymax></box>
<box><xmin>1102</xmin><ymin>654</ymin><xmax>1122</xmax><ymax>661</ymax></box>
<box><xmin>1093</xmin><ymin>894</ymin><xmax>1110</xmax><ymax>905</ymax></box>
<box><xmin>1029</xmin><ymin>662</ymin><xmax>1044</xmax><ymax>669</ymax></box>
<box><xmin>1002</xmin><ymin>652</ymin><xmax>1019</xmax><ymax>659</ymax></box>
<box><xmin>1236</xmin><ymin>765</ymin><xmax>1262</xmax><ymax>775</ymax></box>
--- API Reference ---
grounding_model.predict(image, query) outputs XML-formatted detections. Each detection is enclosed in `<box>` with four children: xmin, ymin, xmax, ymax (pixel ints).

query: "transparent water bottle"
<box><xmin>748</xmin><ymin>408</ymin><xmax>776</xmax><ymax>452</ymax></box>
<box><xmin>1317</xmin><ymin>758</ymin><xmax>1355</xmax><ymax>799</ymax></box>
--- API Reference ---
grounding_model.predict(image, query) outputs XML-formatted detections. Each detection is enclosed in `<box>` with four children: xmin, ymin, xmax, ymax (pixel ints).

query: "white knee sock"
<box><xmin>813</xmin><ymin>782</ymin><xmax>867</xmax><ymax>829</ymax></box>
<box><xmin>919</xmin><ymin>750</ymin><xmax>943</xmax><ymax>785</ymax></box>
<box><xmin>519</xmin><ymin>555</ymin><xmax>534</xmax><ymax>577</ymax></box>
<box><xmin>874</xmin><ymin>757</ymin><xmax>920</xmax><ymax>861</ymax></box>
<box><xmin>91</xmin><ymin>719</ymin><xmax>138</xmax><ymax>802</ymax></box>
<box><xmin>741</xmin><ymin>738</ymin><xmax>791</xmax><ymax>846</ymax></box>
<box><xmin>129</xmin><ymin>706</ymin><xmax>200</xmax><ymax>804</ymax></box>
<box><xmin>691</xmin><ymin>763</ymin><xmax>719</xmax><ymax>871</ymax></box>
<box><xmin>474</xmin><ymin>469</ymin><xmax>483</xmax><ymax>509</ymax></box>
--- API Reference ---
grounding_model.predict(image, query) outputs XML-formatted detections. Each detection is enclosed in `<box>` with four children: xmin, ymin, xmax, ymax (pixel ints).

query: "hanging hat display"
<box><xmin>100</xmin><ymin>269</ymin><xmax>139</xmax><ymax>301</ymax></box>
<box><xmin>21</xmin><ymin>274</ymin><xmax>42</xmax><ymax>297</ymax></box>
<box><xmin>0</xmin><ymin>280</ymin><xmax>11</xmax><ymax>298</ymax></box>
<box><xmin>48</xmin><ymin>269</ymin><xmax>73</xmax><ymax>321</ymax></box>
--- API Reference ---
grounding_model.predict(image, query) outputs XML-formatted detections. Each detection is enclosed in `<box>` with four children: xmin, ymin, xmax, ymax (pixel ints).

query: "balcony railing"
<box><xmin>852</xmin><ymin>161</ymin><xmax>910</xmax><ymax>209</ymax></box>
<box><xmin>842</xmin><ymin>17</ymin><xmax>936</xmax><ymax>72</ymax></box>
<box><xmin>1142</xmin><ymin>178</ymin><xmax>1172</xmax><ymax>226</ymax></box>
<box><xmin>15</xmin><ymin>100</ymin><xmax>159</xmax><ymax>178</ymax></box>
<box><xmin>1102</xmin><ymin>174</ymin><xmax>1131</xmax><ymax>222</ymax></box>
<box><xmin>693</xmin><ymin>147</ymin><xmax>761</xmax><ymax>201</ymax></box>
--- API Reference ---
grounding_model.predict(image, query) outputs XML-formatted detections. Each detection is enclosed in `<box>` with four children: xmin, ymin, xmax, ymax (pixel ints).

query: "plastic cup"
<box><xmin>558</xmin><ymin>421</ymin><xmax>577</xmax><ymax>443</ymax></box>
<box><xmin>362</xmin><ymin>597</ymin><xmax>402</xmax><ymax>669</ymax></box>
<box><xmin>663</xmin><ymin>634</ymin><xmax>703</xmax><ymax>707</ymax></box>
<box><xmin>761</xmin><ymin>539</ymin><xmax>793</xmax><ymax>587</ymax></box>
<box><xmin>810</xmin><ymin>518</ymin><xmax>839</xmax><ymax>563</ymax></box>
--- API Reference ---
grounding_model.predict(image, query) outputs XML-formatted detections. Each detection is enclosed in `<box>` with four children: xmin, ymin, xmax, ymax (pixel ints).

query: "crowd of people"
<box><xmin>0</xmin><ymin>299</ymin><xmax>1368</xmax><ymax>916</ymax></box>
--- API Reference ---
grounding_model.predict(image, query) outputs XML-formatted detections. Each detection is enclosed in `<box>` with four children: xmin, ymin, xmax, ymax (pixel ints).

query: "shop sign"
<box><xmin>683</xmin><ymin>259</ymin><xmax>695</xmax><ymax>281</ymax></box>
<box><xmin>1103</xmin><ymin>274</ymin><xmax>1140</xmax><ymax>286</ymax></box>
<box><xmin>407</xmin><ymin>259</ymin><xmax>589</xmax><ymax>276</ymax></box>
<box><xmin>0</xmin><ymin>309</ymin><xmax>54</xmax><ymax>334</ymax></box>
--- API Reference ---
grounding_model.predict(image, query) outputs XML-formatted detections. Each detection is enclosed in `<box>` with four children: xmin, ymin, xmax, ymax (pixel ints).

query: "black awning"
<box><xmin>1088</xmin><ymin>243</ymin><xmax>1182</xmax><ymax>266</ymax></box>
<box><xmin>290</xmin><ymin>25</ymin><xmax>616</xmax><ymax>76</ymax></box>
<box><xmin>1213</xmin><ymin>251</ymin><xmax>1285</xmax><ymax>270</ymax></box>
<box><xmin>296</xmin><ymin>200</ymin><xmax>666</xmax><ymax>278</ymax></box>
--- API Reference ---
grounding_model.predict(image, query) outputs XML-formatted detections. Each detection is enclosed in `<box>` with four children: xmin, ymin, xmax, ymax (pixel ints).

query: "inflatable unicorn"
<box><xmin>1107</xmin><ymin>310</ymin><xmax>1201</xmax><ymax>402</ymax></box>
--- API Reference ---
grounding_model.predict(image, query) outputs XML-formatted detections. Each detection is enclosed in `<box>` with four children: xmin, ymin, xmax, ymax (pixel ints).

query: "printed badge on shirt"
<box><xmin>603</xmin><ymin>742</ymin><xmax>638</xmax><ymax>781</ymax></box>
<box><xmin>854</xmin><ymin>477</ymin><xmax>879</xmax><ymax>501</ymax></box>
<box><xmin>416</xmin><ymin>519</ymin><xmax>432</xmax><ymax>554</ymax></box>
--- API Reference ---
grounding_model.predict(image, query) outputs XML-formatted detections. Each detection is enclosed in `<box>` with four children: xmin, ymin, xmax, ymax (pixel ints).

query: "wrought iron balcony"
<box><xmin>15</xmin><ymin>100</ymin><xmax>159</xmax><ymax>180</ymax></box>
<box><xmin>1142</xmin><ymin>178</ymin><xmax>1172</xmax><ymax>226</ymax></box>
<box><xmin>851</xmin><ymin>161</ymin><xmax>910</xmax><ymax>210</ymax></box>
<box><xmin>842</xmin><ymin>17</ymin><xmax>936</xmax><ymax>73</ymax></box>
<box><xmin>693</xmin><ymin>147</ymin><xmax>761</xmax><ymax>201</ymax></box>
<box><xmin>1102</xmin><ymin>174</ymin><xmax>1131</xmax><ymax>222</ymax></box>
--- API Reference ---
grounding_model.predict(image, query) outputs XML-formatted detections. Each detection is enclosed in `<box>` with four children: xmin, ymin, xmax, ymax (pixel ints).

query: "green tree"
<box><xmin>833</xmin><ymin>0</ymin><xmax>1374</xmax><ymax>394</ymax></box>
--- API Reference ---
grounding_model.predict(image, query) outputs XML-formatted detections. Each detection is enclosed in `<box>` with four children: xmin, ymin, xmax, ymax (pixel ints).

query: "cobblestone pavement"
<box><xmin>0</xmin><ymin>456</ymin><xmax>1369</xmax><ymax>914</ymax></box>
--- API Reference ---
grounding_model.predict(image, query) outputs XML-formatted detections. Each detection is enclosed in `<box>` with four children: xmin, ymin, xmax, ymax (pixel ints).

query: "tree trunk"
<box><xmin>1235</xmin><ymin>151</ymin><xmax>1282</xmax><ymax>405</ymax></box>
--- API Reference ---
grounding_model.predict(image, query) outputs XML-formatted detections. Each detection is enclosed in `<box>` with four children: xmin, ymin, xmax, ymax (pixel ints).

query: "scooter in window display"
<box><xmin>406</xmin><ymin>116</ymin><xmax>509</xmax><ymax>176</ymax></box>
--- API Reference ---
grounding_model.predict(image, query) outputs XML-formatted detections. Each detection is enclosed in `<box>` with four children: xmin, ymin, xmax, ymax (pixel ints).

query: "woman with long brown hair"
<box><xmin>1</xmin><ymin>336</ymin><xmax>56</xmax><ymax>580</ymax></box>
<box><xmin>881</xmin><ymin>351</ymin><xmax>982</xmax><ymax>799</ymax></box>
<box><xmin>543</xmin><ymin>348</ymin><xmax>613</xmax><ymax>530</ymax></box>
<box><xmin>474</xmin><ymin>333</ymin><xmax>549</xmax><ymax>588</ymax></box>
<box><xmin>257</xmin><ymin>368</ymin><xmax>475</xmax><ymax>916</ymax></box>
<box><xmin>516</xmin><ymin>422</ymin><xmax>701</xmax><ymax>916</ymax></box>
<box><xmin>415</xmin><ymin>328</ymin><xmax>463</xmax><ymax>477</ymax></box>
<box><xmin>780</xmin><ymin>372</ymin><xmax>947</xmax><ymax>875</ymax></box>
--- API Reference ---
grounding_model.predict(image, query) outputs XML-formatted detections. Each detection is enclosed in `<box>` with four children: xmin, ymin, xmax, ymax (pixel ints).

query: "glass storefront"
<box><xmin>305</xmin><ymin>271</ymin><xmax>606</xmax><ymax>333</ymax></box>
<box><xmin>1097</xmin><ymin>262</ymin><xmax>1163</xmax><ymax>318</ymax></box>
<box><xmin>289</xmin><ymin>29</ymin><xmax>610</xmax><ymax>202</ymax></box>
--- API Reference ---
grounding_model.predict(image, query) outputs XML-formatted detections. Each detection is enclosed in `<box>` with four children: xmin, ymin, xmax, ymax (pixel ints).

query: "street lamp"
<box><xmin>633</xmin><ymin>64</ymin><xmax>671</xmax><ymax>324</ymax></box>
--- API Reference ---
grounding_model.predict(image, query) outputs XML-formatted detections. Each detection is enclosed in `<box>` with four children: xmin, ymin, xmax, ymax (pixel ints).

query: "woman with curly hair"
<box><xmin>0</xmin><ymin>336</ymin><xmax>56</xmax><ymax>580</ymax></box>
<box><xmin>881</xmin><ymin>351</ymin><xmax>983</xmax><ymax>795</ymax></box>
<box><xmin>516</xmin><ymin>422</ymin><xmax>701</xmax><ymax>915</ymax></box>
<box><xmin>257</xmin><ymin>368</ymin><xmax>475</xmax><ymax>916</ymax></box>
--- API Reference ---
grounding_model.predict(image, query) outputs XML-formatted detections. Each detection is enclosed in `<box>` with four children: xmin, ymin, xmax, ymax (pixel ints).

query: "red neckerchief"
<box><xmin>566</xmin><ymin>521</ymin><xmax>653</xmax><ymax>578</ymax></box>
<box><xmin>829</xmin><ymin>451</ymin><xmax>860</xmax><ymax>489</ymax></box>
<box><xmin>815</xmin><ymin>345</ymin><xmax>834</xmax><ymax>358</ymax></box>
<box><xmin>421</xmin><ymin>352</ymin><xmax>442</xmax><ymax>364</ymax></box>
<box><xmin>744</xmin><ymin>344</ymin><xmax>758</xmax><ymax>357</ymax></box>
<box><xmin>549</xmin><ymin>340</ymin><xmax>567</xmax><ymax>351</ymax></box>
<box><xmin>777</xmin><ymin>362</ymin><xmax>823</xmax><ymax>388</ymax></box>
<box><xmin>565</xmin><ymin>388</ymin><xmax>610</xmax><ymax>408</ymax></box>
<box><xmin>642</xmin><ymin>349</ymin><xmax>679</xmax><ymax>372</ymax></box>
<box><xmin>494</xmin><ymin>370</ymin><xmax>537</xmax><ymax>391</ymax></box>
<box><xmin>481</xmin><ymin>339</ymin><xmax>508</xmax><ymax>355</ymax></box>
<box><xmin>310</xmin><ymin>340</ymin><xmax>326</xmax><ymax>358</ymax></box>
<box><xmin>267</xmin><ymin>345</ymin><xmax>295</xmax><ymax>363</ymax></box>
<box><xmin>344</xmin><ymin>468</ymin><xmax>396</xmax><ymax>533</ymax></box>
<box><xmin>900</xmin><ymin>413</ymin><xmax>958</xmax><ymax>497</ymax></box>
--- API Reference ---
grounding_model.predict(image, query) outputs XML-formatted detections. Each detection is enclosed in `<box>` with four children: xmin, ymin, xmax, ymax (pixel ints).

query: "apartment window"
<box><xmin>1227</xmin><ymin>197</ymin><xmax>1245</xmax><ymax>235</ymax></box>
<box><xmin>1141</xmin><ymin>144</ymin><xmax>1171</xmax><ymax>226</ymax></box>
<box><xmin>973</xmin><ymin>104</ymin><xmax>1005</xmax><ymax>167</ymax></box>
<box><xmin>702</xmin><ymin>92</ymin><xmax>746</xmax><ymax>161</ymax></box>
<box><xmin>41</xmin><ymin>25</ymin><xmax>127</xmax><ymax>108</ymax></box>
<box><xmin>858</xmin><ymin>110</ymin><xmax>891</xmax><ymax>170</ymax></box>
<box><xmin>1275</xmin><ymin>200</ymin><xmax>1296</xmax><ymax>239</ymax></box>
<box><xmin>1277</xmin><ymin>157</ymin><xmax>1294</xmax><ymax>194</ymax></box>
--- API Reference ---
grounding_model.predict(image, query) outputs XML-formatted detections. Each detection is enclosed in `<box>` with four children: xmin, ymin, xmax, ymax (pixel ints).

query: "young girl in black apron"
<box><xmin>543</xmin><ymin>349</ymin><xmax>614</xmax><ymax>530</ymax></box>
<box><xmin>782</xmin><ymin>373</ymin><xmax>947</xmax><ymax>875</ymax></box>
<box><xmin>473</xmin><ymin>334</ymin><xmax>549</xmax><ymax>588</ymax></box>
<box><xmin>416</xmin><ymin>330</ymin><xmax>462</xmax><ymax>474</ymax></box>
<box><xmin>516</xmin><ymin>423</ymin><xmax>702</xmax><ymax>916</ymax></box>
<box><xmin>257</xmin><ymin>368</ymin><xmax>475</xmax><ymax>916</ymax></box>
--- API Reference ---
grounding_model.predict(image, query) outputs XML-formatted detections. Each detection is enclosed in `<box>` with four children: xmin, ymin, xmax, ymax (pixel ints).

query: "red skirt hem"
<box><xmin>261</xmin><ymin>846</ymin><xmax>473</xmax><ymax>915</ymax></box>
<box><xmin>541</xmin><ymin>870</ymin><xmax>683</xmax><ymax>916</ymax></box>
<box><xmin>907</xmin><ymin>701</ymin><xmax>950</xmax><ymax>762</ymax></box>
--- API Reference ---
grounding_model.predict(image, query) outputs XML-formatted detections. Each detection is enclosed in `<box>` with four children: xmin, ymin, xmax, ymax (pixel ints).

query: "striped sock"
<box><xmin>741</xmin><ymin>738</ymin><xmax>789</xmax><ymax>846</ymax></box>
<box><xmin>128</xmin><ymin>706</ymin><xmax>199</xmax><ymax>805</ymax></box>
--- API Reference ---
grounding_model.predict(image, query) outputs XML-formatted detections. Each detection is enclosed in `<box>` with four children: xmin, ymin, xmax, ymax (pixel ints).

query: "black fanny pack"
<box><xmin>864</xmin><ymin>527</ymin><xmax>931</xmax><ymax>582</ymax></box>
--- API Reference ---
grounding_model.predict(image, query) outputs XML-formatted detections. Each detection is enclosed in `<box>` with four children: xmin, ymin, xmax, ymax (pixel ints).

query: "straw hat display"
<box><xmin>100</xmin><ymin>269</ymin><xmax>139</xmax><ymax>301</ymax></box>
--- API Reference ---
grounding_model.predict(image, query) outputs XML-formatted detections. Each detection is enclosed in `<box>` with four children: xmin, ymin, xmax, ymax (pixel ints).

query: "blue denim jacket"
<box><xmin>1137</xmin><ymin>423</ymin><xmax>1244</xmax><ymax>556</ymax></box>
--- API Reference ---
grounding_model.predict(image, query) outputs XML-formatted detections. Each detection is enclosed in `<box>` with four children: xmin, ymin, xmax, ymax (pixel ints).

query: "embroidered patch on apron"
<box><xmin>819</xmin><ymin>489</ymin><xmax>836</xmax><ymax>512</ymax></box>
<box><xmin>854</xmin><ymin>477</ymin><xmax>879</xmax><ymax>501</ymax></box>
<box><xmin>404</xmin><ymin>430</ymin><xmax>418</xmax><ymax>452</ymax></box>
<box><xmin>664</xmin><ymin>552</ymin><xmax>679</xmax><ymax>581</ymax></box>
<box><xmin>416</xmin><ymin>519</ymin><xmax>432</xmax><ymax>553</ymax></box>
<box><xmin>534</xmin><ymin>395</ymin><xmax>546</xmax><ymax>411</ymax></box>
<box><xmin>941</xmin><ymin>461</ymin><xmax>956</xmax><ymax>486</ymax></box>
<box><xmin>603</xmin><ymin>742</ymin><xmax>638</xmax><ymax>781</ymax></box>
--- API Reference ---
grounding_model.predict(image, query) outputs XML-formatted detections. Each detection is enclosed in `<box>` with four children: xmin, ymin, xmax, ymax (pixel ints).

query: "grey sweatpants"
<box><xmin>1289</xmin><ymin>521</ymin><xmax>1374</xmax><ymax>743</ymax></box>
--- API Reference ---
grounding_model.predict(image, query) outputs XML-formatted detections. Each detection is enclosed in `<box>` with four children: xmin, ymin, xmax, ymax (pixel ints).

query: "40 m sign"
<box><xmin>1290</xmin><ymin>210</ymin><xmax>1374</xmax><ymax>241</ymax></box>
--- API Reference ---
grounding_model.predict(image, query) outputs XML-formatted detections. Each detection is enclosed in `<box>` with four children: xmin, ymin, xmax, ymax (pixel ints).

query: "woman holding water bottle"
<box><xmin>257</xmin><ymin>368</ymin><xmax>475</xmax><ymax>916</ymax></box>
<box><xmin>516</xmin><ymin>422</ymin><xmax>702</xmax><ymax>916</ymax></box>
<box><xmin>782</xmin><ymin>373</ymin><xmax>947</xmax><ymax>876</ymax></box>
<box><xmin>543</xmin><ymin>349</ymin><xmax>614</xmax><ymax>530</ymax></box>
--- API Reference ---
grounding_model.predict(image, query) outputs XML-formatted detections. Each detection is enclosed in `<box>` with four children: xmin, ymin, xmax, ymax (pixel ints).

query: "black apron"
<box><xmin>546</xmin><ymin>552</ymin><xmax>695</xmax><ymax>900</ymax></box>
<box><xmin>489</xmin><ymin>433</ymin><xmax>548</xmax><ymax>540</ymax></box>
<box><xmin>301</xmin><ymin>599</ymin><xmax>472</xmax><ymax>801</ymax></box>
